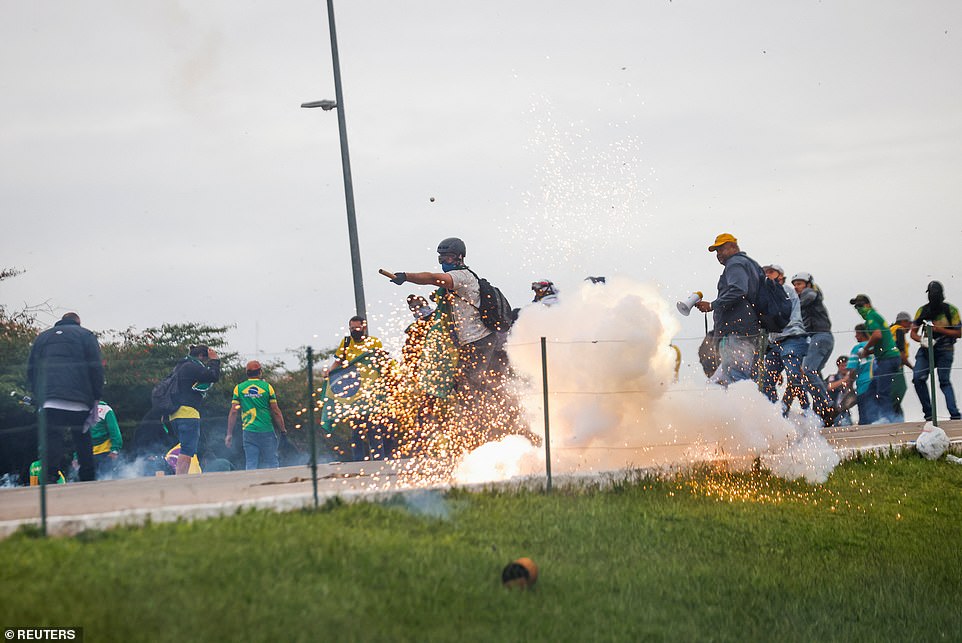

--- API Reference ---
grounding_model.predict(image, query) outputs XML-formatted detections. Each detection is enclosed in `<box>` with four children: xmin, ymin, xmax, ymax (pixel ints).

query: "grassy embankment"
<box><xmin>2</xmin><ymin>451</ymin><xmax>960</xmax><ymax>642</ymax></box>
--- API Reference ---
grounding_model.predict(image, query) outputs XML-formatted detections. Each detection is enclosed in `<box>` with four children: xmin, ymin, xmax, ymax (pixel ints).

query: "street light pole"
<box><xmin>302</xmin><ymin>0</ymin><xmax>366</xmax><ymax>320</ymax></box>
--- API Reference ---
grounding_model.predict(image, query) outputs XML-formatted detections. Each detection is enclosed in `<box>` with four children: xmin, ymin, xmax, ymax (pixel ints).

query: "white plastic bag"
<box><xmin>916</xmin><ymin>422</ymin><xmax>950</xmax><ymax>460</ymax></box>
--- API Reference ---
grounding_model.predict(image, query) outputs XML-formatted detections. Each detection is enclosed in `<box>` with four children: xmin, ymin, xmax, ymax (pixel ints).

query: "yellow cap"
<box><xmin>708</xmin><ymin>233</ymin><xmax>737</xmax><ymax>252</ymax></box>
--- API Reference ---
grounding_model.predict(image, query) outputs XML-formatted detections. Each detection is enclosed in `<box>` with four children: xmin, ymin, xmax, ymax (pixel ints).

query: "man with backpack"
<box><xmin>694</xmin><ymin>233</ymin><xmax>764</xmax><ymax>386</ymax></box>
<box><xmin>390</xmin><ymin>237</ymin><xmax>510</xmax><ymax>390</ymax></box>
<box><xmin>165</xmin><ymin>345</ymin><xmax>221</xmax><ymax>474</ymax></box>
<box><xmin>388</xmin><ymin>237</ymin><xmax>524</xmax><ymax>446</ymax></box>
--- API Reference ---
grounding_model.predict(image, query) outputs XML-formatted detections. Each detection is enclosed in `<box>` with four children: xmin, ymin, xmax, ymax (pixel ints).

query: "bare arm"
<box><xmin>935</xmin><ymin>325</ymin><xmax>962</xmax><ymax>339</ymax></box>
<box><xmin>863</xmin><ymin>329</ymin><xmax>882</xmax><ymax>351</ymax></box>
<box><xmin>225</xmin><ymin>403</ymin><xmax>240</xmax><ymax>447</ymax></box>
<box><xmin>402</xmin><ymin>271</ymin><xmax>454</xmax><ymax>289</ymax></box>
<box><xmin>269</xmin><ymin>401</ymin><xmax>287</xmax><ymax>434</ymax></box>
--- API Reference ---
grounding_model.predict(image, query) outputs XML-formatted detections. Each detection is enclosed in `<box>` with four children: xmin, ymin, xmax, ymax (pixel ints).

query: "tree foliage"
<box><xmin>1</xmin><ymin>266</ymin><xmax>346</xmax><ymax>481</ymax></box>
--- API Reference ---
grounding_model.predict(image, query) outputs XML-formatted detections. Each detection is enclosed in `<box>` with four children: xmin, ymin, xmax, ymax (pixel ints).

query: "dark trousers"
<box><xmin>349</xmin><ymin>417</ymin><xmax>393</xmax><ymax>462</ymax></box>
<box><xmin>40</xmin><ymin>408</ymin><xmax>95</xmax><ymax>482</ymax></box>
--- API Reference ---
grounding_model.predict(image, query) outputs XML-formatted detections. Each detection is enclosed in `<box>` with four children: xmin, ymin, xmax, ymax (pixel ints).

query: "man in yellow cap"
<box><xmin>695</xmin><ymin>233</ymin><xmax>764</xmax><ymax>385</ymax></box>
<box><xmin>225</xmin><ymin>360</ymin><xmax>287</xmax><ymax>469</ymax></box>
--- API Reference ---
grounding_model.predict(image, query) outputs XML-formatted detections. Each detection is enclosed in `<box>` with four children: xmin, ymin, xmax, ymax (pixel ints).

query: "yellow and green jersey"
<box><xmin>231</xmin><ymin>378</ymin><xmax>278</xmax><ymax>433</ymax></box>
<box><xmin>914</xmin><ymin>303</ymin><xmax>960</xmax><ymax>349</ymax></box>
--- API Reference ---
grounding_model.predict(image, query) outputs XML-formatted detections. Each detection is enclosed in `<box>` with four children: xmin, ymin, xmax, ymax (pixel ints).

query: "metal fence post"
<box><xmin>37</xmin><ymin>406</ymin><xmax>48</xmax><ymax>537</ymax></box>
<box><xmin>927</xmin><ymin>325</ymin><xmax>939</xmax><ymax>427</ymax></box>
<box><xmin>541</xmin><ymin>337</ymin><xmax>552</xmax><ymax>493</ymax></box>
<box><xmin>307</xmin><ymin>346</ymin><xmax>319</xmax><ymax>508</ymax></box>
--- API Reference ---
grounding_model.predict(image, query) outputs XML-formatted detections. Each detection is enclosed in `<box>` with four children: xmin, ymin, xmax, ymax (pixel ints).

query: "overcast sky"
<box><xmin>2</xmin><ymin>1</ymin><xmax>960</xmax><ymax>370</ymax></box>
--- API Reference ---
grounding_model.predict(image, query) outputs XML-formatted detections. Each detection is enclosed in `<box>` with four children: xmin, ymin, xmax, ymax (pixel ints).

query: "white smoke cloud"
<box><xmin>453</xmin><ymin>278</ymin><xmax>840</xmax><ymax>485</ymax></box>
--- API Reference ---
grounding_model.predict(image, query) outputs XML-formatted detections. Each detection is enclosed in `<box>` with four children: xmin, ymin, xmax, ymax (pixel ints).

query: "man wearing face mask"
<box><xmin>323</xmin><ymin>316</ymin><xmax>393</xmax><ymax>461</ymax></box>
<box><xmin>849</xmin><ymin>294</ymin><xmax>901</xmax><ymax>423</ymax></box>
<box><xmin>329</xmin><ymin>316</ymin><xmax>383</xmax><ymax>370</ymax></box>
<box><xmin>910</xmin><ymin>281</ymin><xmax>961</xmax><ymax>421</ymax></box>
<box><xmin>389</xmin><ymin>238</ymin><xmax>499</xmax><ymax>388</ymax></box>
<box><xmin>694</xmin><ymin>233</ymin><xmax>763</xmax><ymax>386</ymax></box>
<box><xmin>388</xmin><ymin>238</ymin><xmax>526</xmax><ymax>446</ymax></box>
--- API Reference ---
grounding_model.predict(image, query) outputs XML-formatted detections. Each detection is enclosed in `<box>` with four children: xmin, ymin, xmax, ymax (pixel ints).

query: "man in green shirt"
<box><xmin>850</xmin><ymin>294</ymin><xmax>901</xmax><ymax>423</ymax></box>
<box><xmin>225</xmin><ymin>360</ymin><xmax>287</xmax><ymax>469</ymax></box>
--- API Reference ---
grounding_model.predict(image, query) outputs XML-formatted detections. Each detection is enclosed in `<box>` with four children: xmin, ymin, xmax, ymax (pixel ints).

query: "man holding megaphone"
<box><xmin>694</xmin><ymin>233</ymin><xmax>763</xmax><ymax>386</ymax></box>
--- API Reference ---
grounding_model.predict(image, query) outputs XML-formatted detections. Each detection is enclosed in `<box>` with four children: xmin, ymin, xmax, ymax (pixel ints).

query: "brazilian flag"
<box><xmin>320</xmin><ymin>349</ymin><xmax>394</xmax><ymax>432</ymax></box>
<box><xmin>417</xmin><ymin>291</ymin><xmax>460</xmax><ymax>399</ymax></box>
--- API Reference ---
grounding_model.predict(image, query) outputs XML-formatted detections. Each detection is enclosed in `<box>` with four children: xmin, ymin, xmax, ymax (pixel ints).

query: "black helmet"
<box><xmin>437</xmin><ymin>237</ymin><xmax>466</xmax><ymax>257</ymax></box>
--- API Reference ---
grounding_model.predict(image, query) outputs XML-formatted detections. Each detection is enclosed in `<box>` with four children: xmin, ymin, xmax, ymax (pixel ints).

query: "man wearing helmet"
<box><xmin>531</xmin><ymin>280</ymin><xmax>559</xmax><ymax>305</ymax></box>
<box><xmin>909</xmin><ymin>281</ymin><xmax>961</xmax><ymax>421</ymax></box>
<box><xmin>388</xmin><ymin>238</ymin><xmax>523</xmax><ymax>443</ymax></box>
<box><xmin>390</xmin><ymin>238</ymin><xmax>494</xmax><ymax>370</ymax></box>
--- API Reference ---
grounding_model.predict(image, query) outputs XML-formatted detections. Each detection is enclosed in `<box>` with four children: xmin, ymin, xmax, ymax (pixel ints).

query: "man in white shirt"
<box><xmin>390</xmin><ymin>237</ymin><xmax>502</xmax><ymax>388</ymax></box>
<box><xmin>389</xmin><ymin>238</ymin><xmax>523</xmax><ymax>444</ymax></box>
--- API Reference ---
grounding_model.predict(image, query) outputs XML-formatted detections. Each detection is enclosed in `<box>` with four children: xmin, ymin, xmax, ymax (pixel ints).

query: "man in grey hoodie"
<box><xmin>694</xmin><ymin>233</ymin><xmax>763</xmax><ymax>386</ymax></box>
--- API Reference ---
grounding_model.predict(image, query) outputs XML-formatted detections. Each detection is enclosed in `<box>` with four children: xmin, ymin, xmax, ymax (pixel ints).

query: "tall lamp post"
<box><xmin>301</xmin><ymin>0</ymin><xmax>366</xmax><ymax>320</ymax></box>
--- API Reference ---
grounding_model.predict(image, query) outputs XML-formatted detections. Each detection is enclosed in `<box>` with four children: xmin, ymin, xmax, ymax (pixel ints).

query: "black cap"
<box><xmin>849</xmin><ymin>294</ymin><xmax>871</xmax><ymax>307</ymax></box>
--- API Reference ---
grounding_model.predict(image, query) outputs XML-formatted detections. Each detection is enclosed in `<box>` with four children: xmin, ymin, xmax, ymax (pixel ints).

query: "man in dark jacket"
<box><xmin>168</xmin><ymin>345</ymin><xmax>221</xmax><ymax>474</ymax></box>
<box><xmin>27</xmin><ymin>312</ymin><xmax>104</xmax><ymax>482</ymax></box>
<box><xmin>694</xmin><ymin>233</ymin><xmax>763</xmax><ymax>386</ymax></box>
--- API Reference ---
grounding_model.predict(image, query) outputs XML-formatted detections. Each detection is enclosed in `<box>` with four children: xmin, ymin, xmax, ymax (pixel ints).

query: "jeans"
<box><xmin>912</xmin><ymin>347</ymin><xmax>960</xmax><ymax>420</ymax></box>
<box><xmin>804</xmin><ymin>332</ymin><xmax>835</xmax><ymax>376</ymax></box>
<box><xmin>867</xmin><ymin>356</ymin><xmax>900</xmax><ymax>423</ymax></box>
<box><xmin>350</xmin><ymin>417</ymin><xmax>392</xmax><ymax>461</ymax></box>
<box><xmin>762</xmin><ymin>336</ymin><xmax>809</xmax><ymax>411</ymax></box>
<box><xmin>171</xmin><ymin>418</ymin><xmax>200</xmax><ymax>457</ymax></box>
<box><xmin>710</xmin><ymin>335</ymin><xmax>759</xmax><ymax>386</ymax></box>
<box><xmin>94</xmin><ymin>452</ymin><xmax>118</xmax><ymax>479</ymax></box>
<box><xmin>762</xmin><ymin>336</ymin><xmax>835</xmax><ymax>418</ymax></box>
<box><xmin>243</xmin><ymin>431</ymin><xmax>279</xmax><ymax>469</ymax></box>
<box><xmin>856</xmin><ymin>392</ymin><xmax>874</xmax><ymax>425</ymax></box>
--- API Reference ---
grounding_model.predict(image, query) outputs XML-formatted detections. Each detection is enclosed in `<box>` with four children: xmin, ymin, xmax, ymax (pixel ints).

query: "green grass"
<box><xmin>2</xmin><ymin>451</ymin><xmax>960</xmax><ymax>642</ymax></box>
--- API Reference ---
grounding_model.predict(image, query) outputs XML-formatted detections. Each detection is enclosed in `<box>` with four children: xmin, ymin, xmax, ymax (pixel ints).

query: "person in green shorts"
<box><xmin>225</xmin><ymin>360</ymin><xmax>287</xmax><ymax>469</ymax></box>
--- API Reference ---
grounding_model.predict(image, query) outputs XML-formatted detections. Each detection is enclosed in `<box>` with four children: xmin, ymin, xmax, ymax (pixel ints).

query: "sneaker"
<box><xmin>820</xmin><ymin>405</ymin><xmax>840</xmax><ymax>428</ymax></box>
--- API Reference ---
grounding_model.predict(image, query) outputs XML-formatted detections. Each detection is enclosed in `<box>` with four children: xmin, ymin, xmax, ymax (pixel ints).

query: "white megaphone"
<box><xmin>676</xmin><ymin>291</ymin><xmax>703</xmax><ymax>316</ymax></box>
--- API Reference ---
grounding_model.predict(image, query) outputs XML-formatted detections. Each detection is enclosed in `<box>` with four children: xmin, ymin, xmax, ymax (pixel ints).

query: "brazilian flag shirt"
<box><xmin>231</xmin><ymin>378</ymin><xmax>277</xmax><ymax>433</ymax></box>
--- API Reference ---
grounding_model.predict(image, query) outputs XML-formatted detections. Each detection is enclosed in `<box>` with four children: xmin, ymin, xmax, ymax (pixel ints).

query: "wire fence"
<box><xmin>4</xmin><ymin>330</ymin><xmax>960</xmax><ymax>537</ymax></box>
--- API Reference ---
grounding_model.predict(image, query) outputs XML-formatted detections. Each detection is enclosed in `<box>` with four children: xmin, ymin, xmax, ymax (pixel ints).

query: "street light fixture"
<box><xmin>301</xmin><ymin>100</ymin><xmax>337</xmax><ymax>111</ymax></box>
<box><xmin>302</xmin><ymin>0</ymin><xmax>366</xmax><ymax>320</ymax></box>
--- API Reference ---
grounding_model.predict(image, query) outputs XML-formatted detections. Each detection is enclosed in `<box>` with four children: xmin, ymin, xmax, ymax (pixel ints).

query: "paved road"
<box><xmin>2</xmin><ymin>420</ymin><xmax>959</xmax><ymax>538</ymax></box>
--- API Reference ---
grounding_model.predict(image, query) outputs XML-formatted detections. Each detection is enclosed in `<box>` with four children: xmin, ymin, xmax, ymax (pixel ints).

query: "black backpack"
<box><xmin>151</xmin><ymin>363</ymin><xmax>183</xmax><ymax>415</ymax></box>
<box><xmin>755</xmin><ymin>275</ymin><xmax>792</xmax><ymax>333</ymax></box>
<box><xmin>464</xmin><ymin>268</ymin><xmax>516</xmax><ymax>333</ymax></box>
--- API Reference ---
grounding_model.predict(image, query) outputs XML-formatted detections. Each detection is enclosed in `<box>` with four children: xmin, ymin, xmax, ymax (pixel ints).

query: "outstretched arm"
<box><xmin>390</xmin><ymin>271</ymin><xmax>454</xmax><ymax>290</ymax></box>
